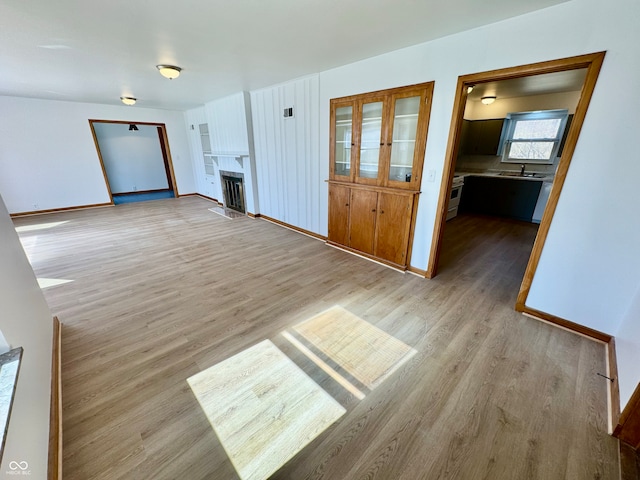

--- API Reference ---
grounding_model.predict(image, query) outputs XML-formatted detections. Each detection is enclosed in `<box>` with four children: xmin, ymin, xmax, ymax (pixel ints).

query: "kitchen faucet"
<box><xmin>520</xmin><ymin>164</ymin><xmax>526</xmax><ymax>176</ymax></box>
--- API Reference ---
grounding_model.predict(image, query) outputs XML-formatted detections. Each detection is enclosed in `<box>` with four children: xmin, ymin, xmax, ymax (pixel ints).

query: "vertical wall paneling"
<box><xmin>205</xmin><ymin>92</ymin><xmax>250</xmax><ymax>154</ymax></box>
<box><xmin>243</xmin><ymin>92</ymin><xmax>260</xmax><ymax>214</ymax></box>
<box><xmin>250</xmin><ymin>75</ymin><xmax>321</xmax><ymax>234</ymax></box>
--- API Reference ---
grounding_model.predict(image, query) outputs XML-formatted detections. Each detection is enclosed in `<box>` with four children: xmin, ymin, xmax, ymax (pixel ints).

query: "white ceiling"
<box><xmin>467</xmin><ymin>69</ymin><xmax>588</xmax><ymax>101</ymax></box>
<box><xmin>0</xmin><ymin>0</ymin><xmax>570</xmax><ymax>111</ymax></box>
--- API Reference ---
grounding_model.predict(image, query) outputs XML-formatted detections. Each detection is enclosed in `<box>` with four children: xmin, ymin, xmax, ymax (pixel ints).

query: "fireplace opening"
<box><xmin>220</xmin><ymin>171</ymin><xmax>246</xmax><ymax>214</ymax></box>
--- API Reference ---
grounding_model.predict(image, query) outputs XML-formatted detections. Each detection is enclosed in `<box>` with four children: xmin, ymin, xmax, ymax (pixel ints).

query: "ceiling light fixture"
<box><xmin>481</xmin><ymin>96</ymin><xmax>496</xmax><ymax>105</ymax></box>
<box><xmin>120</xmin><ymin>96</ymin><xmax>136</xmax><ymax>106</ymax></box>
<box><xmin>128</xmin><ymin>124</ymin><xmax>139</xmax><ymax>131</ymax></box>
<box><xmin>156</xmin><ymin>65</ymin><xmax>182</xmax><ymax>79</ymax></box>
<box><xmin>467</xmin><ymin>85</ymin><xmax>474</xmax><ymax>94</ymax></box>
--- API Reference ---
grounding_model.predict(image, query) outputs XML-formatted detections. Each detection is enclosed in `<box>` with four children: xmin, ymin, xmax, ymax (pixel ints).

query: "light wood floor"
<box><xmin>14</xmin><ymin>199</ymin><xmax>619</xmax><ymax>479</ymax></box>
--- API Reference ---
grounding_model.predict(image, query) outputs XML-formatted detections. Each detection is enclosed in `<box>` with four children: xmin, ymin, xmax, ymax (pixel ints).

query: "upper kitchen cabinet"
<box><xmin>330</xmin><ymin>82</ymin><xmax>434</xmax><ymax>191</ymax></box>
<box><xmin>459</xmin><ymin>118</ymin><xmax>505</xmax><ymax>156</ymax></box>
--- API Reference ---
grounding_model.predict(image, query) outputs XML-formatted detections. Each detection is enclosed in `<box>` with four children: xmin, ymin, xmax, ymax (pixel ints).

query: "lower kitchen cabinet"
<box><xmin>459</xmin><ymin>176</ymin><xmax>543</xmax><ymax>222</ymax></box>
<box><xmin>328</xmin><ymin>182</ymin><xmax>417</xmax><ymax>268</ymax></box>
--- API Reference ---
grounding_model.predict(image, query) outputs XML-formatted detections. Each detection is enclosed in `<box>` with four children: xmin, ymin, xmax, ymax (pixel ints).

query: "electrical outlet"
<box><xmin>427</xmin><ymin>169</ymin><xmax>436</xmax><ymax>182</ymax></box>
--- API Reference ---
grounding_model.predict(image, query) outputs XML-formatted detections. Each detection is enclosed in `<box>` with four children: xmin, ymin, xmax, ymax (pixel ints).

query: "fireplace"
<box><xmin>220</xmin><ymin>171</ymin><xmax>246</xmax><ymax>214</ymax></box>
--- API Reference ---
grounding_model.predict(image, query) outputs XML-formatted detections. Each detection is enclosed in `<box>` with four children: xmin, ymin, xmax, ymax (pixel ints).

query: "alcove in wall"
<box><xmin>89</xmin><ymin>120</ymin><xmax>178</xmax><ymax>204</ymax></box>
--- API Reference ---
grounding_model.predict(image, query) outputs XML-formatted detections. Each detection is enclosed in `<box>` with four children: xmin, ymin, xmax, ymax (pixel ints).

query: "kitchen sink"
<box><xmin>499</xmin><ymin>172</ymin><xmax>547</xmax><ymax>178</ymax></box>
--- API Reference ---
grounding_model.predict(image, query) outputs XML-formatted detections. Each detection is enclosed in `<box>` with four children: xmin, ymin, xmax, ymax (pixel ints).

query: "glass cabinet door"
<box><xmin>388</xmin><ymin>95</ymin><xmax>421</xmax><ymax>184</ymax></box>
<box><xmin>357</xmin><ymin>100</ymin><xmax>385</xmax><ymax>182</ymax></box>
<box><xmin>333</xmin><ymin>105</ymin><xmax>353</xmax><ymax>178</ymax></box>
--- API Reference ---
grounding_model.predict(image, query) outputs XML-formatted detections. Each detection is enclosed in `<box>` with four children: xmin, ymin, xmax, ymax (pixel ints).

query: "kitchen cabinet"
<box><xmin>327</xmin><ymin>183</ymin><xmax>416</xmax><ymax>268</ymax></box>
<box><xmin>327</xmin><ymin>184</ymin><xmax>350</xmax><ymax>245</ymax></box>
<box><xmin>330</xmin><ymin>82</ymin><xmax>434</xmax><ymax>191</ymax></box>
<box><xmin>459</xmin><ymin>176</ymin><xmax>542</xmax><ymax>222</ymax></box>
<box><xmin>459</xmin><ymin>119</ymin><xmax>505</xmax><ymax>156</ymax></box>
<box><xmin>328</xmin><ymin>82</ymin><xmax>432</xmax><ymax>269</ymax></box>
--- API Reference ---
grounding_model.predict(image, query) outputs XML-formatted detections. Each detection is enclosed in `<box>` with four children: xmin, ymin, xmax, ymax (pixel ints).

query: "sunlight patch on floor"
<box><xmin>37</xmin><ymin>278</ymin><xmax>74</xmax><ymax>289</ymax></box>
<box><xmin>187</xmin><ymin>340</ymin><xmax>345</xmax><ymax>480</ymax></box>
<box><xmin>15</xmin><ymin>220</ymin><xmax>69</xmax><ymax>233</ymax></box>
<box><xmin>292</xmin><ymin>305</ymin><xmax>417</xmax><ymax>389</ymax></box>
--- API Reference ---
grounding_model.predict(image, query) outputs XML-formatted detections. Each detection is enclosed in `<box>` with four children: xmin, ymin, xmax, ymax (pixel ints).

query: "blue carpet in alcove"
<box><xmin>113</xmin><ymin>190</ymin><xmax>175</xmax><ymax>205</ymax></box>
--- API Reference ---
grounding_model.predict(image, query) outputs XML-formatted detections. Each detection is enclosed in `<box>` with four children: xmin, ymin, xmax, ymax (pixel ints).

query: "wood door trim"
<box><xmin>48</xmin><ymin>316</ymin><xmax>62</xmax><ymax>480</ymax></box>
<box><xmin>157</xmin><ymin>127</ymin><xmax>174</xmax><ymax>192</ymax></box>
<box><xmin>88</xmin><ymin>120</ymin><xmax>180</xmax><ymax>199</ymax></box>
<box><xmin>607</xmin><ymin>337</ymin><xmax>621</xmax><ymax>432</ymax></box>
<box><xmin>425</xmin><ymin>52</ymin><xmax>607</xmax><ymax>321</ymax></box>
<box><xmin>521</xmin><ymin>305</ymin><xmax>611</xmax><ymax>343</ymax></box>
<box><xmin>88</xmin><ymin>121</ymin><xmax>115</xmax><ymax>205</ymax></box>
<box><xmin>614</xmin><ymin>382</ymin><xmax>640</xmax><ymax>450</ymax></box>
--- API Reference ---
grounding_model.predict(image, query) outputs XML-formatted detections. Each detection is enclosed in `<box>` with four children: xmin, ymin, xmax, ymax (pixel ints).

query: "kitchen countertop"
<box><xmin>454</xmin><ymin>170</ymin><xmax>555</xmax><ymax>182</ymax></box>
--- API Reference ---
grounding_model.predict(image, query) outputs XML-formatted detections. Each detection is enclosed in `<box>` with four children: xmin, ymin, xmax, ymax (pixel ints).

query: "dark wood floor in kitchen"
<box><xmin>14</xmin><ymin>198</ymin><xmax>619</xmax><ymax>479</ymax></box>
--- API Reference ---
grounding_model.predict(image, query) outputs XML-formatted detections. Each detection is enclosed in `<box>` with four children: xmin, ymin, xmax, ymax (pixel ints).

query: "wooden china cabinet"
<box><xmin>327</xmin><ymin>81</ymin><xmax>434</xmax><ymax>269</ymax></box>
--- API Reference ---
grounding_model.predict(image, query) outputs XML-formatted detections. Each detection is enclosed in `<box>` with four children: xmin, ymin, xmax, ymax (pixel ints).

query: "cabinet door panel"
<box><xmin>330</xmin><ymin>101</ymin><xmax>356</xmax><ymax>181</ymax></box>
<box><xmin>386</xmin><ymin>84</ymin><xmax>432</xmax><ymax>190</ymax></box>
<box><xmin>388</xmin><ymin>95</ymin><xmax>421</xmax><ymax>184</ymax></box>
<box><xmin>374</xmin><ymin>193</ymin><xmax>412</xmax><ymax>265</ymax></box>
<box><xmin>328</xmin><ymin>184</ymin><xmax>351</xmax><ymax>245</ymax></box>
<box><xmin>356</xmin><ymin>97</ymin><xmax>388</xmax><ymax>185</ymax></box>
<box><xmin>349</xmin><ymin>190</ymin><xmax>378</xmax><ymax>255</ymax></box>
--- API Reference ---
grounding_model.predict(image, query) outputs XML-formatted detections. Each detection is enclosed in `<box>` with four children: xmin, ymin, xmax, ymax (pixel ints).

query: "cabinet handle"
<box><xmin>379</xmin><ymin>143</ymin><xmax>384</xmax><ymax>146</ymax></box>
<box><xmin>387</xmin><ymin>143</ymin><xmax>392</xmax><ymax>146</ymax></box>
<box><xmin>372</xmin><ymin>209</ymin><xmax>376</xmax><ymax>212</ymax></box>
<box><xmin>381</xmin><ymin>210</ymin><xmax>385</xmax><ymax>214</ymax></box>
<box><xmin>351</xmin><ymin>143</ymin><xmax>355</xmax><ymax>146</ymax></box>
<box><xmin>345</xmin><ymin>203</ymin><xmax>349</xmax><ymax>206</ymax></box>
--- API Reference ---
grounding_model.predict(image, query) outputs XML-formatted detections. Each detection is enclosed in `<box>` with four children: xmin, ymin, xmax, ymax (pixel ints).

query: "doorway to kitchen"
<box><xmin>89</xmin><ymin>120</ymin><xmax>178</xmax><ymax>204</ymax></box>
<box><xmin>427</xmin><ymin>52</ymin><xmax>605</xmax><ymax>314</ymax></box>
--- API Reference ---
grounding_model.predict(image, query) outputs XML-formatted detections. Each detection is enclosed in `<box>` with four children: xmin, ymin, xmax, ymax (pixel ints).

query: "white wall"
<box><xmin>616</xmin><ymin>284</ymin><xmax>640</xmax><ymax>409</ymax></box>
<box><xmin>251</xmin><ymin>75</ymin><xmax>321</xmax><ymax>233</ymax></box>
<box><xmin>0</xmin><ymin>96</ymin><xmax>195</xmax><ymax>214</ymax></box>
<box><xmin>0</xmin><ymin>194</ymin><xmax>53</xmax><ymax>479</ymax></box>
<box><xmin>184</xmin><ymin>107</ymin><xmax>217</xmax><ymax>199</ymax></box>
<box><xmin>93</xmin><ymin>123</ymin><xmax>169</xmax><ymax>194</ymax></box>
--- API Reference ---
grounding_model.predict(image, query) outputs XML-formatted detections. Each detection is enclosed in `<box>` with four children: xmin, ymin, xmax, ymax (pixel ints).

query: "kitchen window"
<box><xmin>500</xmin><ymin>109</ymin><xmax>569</xmax><ymax>164</ymax></box>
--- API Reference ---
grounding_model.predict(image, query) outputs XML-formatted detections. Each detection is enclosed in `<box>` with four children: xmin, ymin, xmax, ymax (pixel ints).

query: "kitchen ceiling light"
<box><xmin>120</xmin><ymin>96</ymin><xmax>136</xmax><ymax>106</ymax></box>
<box><xmin>481</xmin><ymin>96</ymin><xmax>496</xmax><ymax>105</ymax></box>
<box><xmin>156</xmin><ymin>65</ymin><xmax>182</xmax><ymax>79</ymax></box>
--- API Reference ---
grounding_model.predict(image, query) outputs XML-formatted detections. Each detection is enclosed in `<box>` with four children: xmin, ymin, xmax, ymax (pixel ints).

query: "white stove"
<box><xmin>447</xmin><ymin>175</ymin><xmax>465</xmax><ymax>220</ymax></box>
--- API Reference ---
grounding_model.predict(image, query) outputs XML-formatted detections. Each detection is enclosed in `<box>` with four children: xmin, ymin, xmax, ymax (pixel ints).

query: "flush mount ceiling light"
<box><xmin>128</xmin><ymin>124</ymin><xmax>139</xmax><ymax>131</ymax></box>
<box><xmin>481</xmin><ymin>96</ymin><xmax>496</xmax><ymax>105</ymax></box>
<box><xmin>156</xmin><ymin>65</ymin><xmax>182</xmax><ymax>79</ymax></box>
<box><xmin>120</xmin><ymin>96</ymin><xmax>136</xmax><ymax>106</ymax></box>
